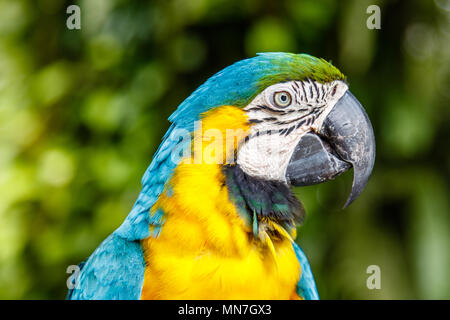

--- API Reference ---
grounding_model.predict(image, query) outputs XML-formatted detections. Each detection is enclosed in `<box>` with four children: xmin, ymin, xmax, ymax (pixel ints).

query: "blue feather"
<box><xmin>292</xmin><ymin>241</ymin><xmax>320</xmax><ymax>300</ymax></box>
<box><xmin>68</xmin><ymin>233</ymin><xmax>145</xmax><ymax>300</ymax></box>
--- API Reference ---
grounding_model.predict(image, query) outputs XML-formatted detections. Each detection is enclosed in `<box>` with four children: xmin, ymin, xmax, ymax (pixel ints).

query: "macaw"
<box><xmin>67</xmin><ymin>52</ymin><xmax>375</xmax><ymax>300</ymax></box>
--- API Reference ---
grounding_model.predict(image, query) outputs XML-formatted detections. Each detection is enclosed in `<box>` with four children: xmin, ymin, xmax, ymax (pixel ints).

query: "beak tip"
<box><xmin>342</xmin><ymin>189</ymin><xmax>357</xmax><ymax>209</ymax></box>
<box><xmin>342</xmin><ymin>201</ymin><xmax>351</xmax><ymax>210</ymax></box>
<box><xmin>323</xmin><ymin>91</ymin><xmax>376</xmax><ymax>210</ymax></box>
<box><xmin>342</xmin><ymin>195</ymin><xmax>356</xmax><ymax>209</ymax></box>
<box><xmin>342</xmin><ymin>164</ymin><xmax>374</xmax><ymax>209</ymax></box>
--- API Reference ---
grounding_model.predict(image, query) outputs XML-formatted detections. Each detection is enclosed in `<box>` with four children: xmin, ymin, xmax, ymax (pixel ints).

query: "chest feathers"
<box><xmin>140</xmin><ymin>106</ymin><xmax>302</xmax><ymax>299</ymax></box>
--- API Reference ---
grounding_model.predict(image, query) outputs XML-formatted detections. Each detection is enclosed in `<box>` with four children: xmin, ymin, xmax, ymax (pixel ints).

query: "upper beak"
<box><xmin>285</xmin><ymin>91</ymin><xmax>376</xmax><ymax>208</ymax></box>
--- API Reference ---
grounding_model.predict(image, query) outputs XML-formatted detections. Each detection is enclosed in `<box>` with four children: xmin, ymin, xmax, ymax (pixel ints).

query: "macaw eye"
<box><xmin>273</xmin><ymin>91</ymin><xmax>292</xmax><ymax>108</ymax></box>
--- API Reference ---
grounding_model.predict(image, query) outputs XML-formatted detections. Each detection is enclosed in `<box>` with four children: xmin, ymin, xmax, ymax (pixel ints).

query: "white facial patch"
<box><xmin>236</xmin><ymin>79</ymin><xmax>348</xmax><ymax>183</ymax></box>
<box><xmin>237</xmin><ymin>130</ymin><xmax>302</xmax><ymax>182</ymax></box>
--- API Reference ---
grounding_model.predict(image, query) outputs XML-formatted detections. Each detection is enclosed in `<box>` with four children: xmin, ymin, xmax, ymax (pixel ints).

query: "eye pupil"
<box><xmin>273</xmin><ymin>91</ymin><xmax>292</xmax><ymax>108</ymax></box>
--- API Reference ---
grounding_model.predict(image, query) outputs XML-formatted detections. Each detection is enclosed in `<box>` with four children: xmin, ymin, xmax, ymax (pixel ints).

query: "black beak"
<box><xmin>285</xmin><ymin>91</ymin><xmax>375</xmax><ymax>208</ymax></box>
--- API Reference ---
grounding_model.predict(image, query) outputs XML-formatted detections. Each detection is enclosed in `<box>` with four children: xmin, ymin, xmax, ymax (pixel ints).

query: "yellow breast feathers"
<box><xmin>140</xmin><ymin>106</ymin><xmax>301</xmax><ymax>300</ymax></box>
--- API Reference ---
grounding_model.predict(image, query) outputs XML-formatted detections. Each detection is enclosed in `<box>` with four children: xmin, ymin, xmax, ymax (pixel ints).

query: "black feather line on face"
<box><xmin>248</xmin><ymin>119</ymin><xmax>263</xmax><ymax>124</ymax></box>
<box><xmin>312</xmin><ymin>80</ymin><xmax>319</xmax><ymax>103</ymax></box>
<box><xmin>256</xmin><ymin>105</ymin><xmax>286</xmax><ymax>114</ymax></box>
<box><xmin>300</xmin><ymin>81</ymin><xmax>307</xmax><ymax>99</ymax></box>
<box><xmin>284</xmin><ymin>126</ymin><xmax>295</xmax><ymax>136</ymax></box>
<box><xmin>223</xmin><ymin>165</ymin><xmax>305</xmax><ymax>232</ymax></box>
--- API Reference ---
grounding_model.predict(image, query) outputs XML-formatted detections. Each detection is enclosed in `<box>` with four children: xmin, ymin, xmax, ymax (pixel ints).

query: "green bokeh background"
<box><xmin>0</xmin><ymin>0</ymin><xmax>449</xmax><ymax>299</ymax></box>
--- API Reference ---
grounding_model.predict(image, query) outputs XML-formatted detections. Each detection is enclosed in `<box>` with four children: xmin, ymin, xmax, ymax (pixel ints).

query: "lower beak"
<box><xmin>285</xmin><ymin>91</ymin><xmax>376</xmax><ymax>208</ymax></box>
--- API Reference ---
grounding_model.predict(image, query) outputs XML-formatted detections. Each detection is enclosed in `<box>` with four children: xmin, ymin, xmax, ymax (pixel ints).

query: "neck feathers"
<box><xmin>223</xmin><ymin>164</ymin><xmax>304</xmax><ymax>236</ymax></box>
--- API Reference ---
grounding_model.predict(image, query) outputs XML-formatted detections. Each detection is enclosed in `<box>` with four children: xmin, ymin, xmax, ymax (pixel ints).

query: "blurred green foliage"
<box><xmin>0</xmin><ymin>0</ymin><xmax>448</xmax><ymax>299</ymax></box>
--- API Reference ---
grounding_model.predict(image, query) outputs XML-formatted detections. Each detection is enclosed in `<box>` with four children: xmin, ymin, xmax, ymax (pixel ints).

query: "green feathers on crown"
<box><xmin>256</xmin><ymin>52</ymin><xmax>346</xmax><ymax>90</ymax></box>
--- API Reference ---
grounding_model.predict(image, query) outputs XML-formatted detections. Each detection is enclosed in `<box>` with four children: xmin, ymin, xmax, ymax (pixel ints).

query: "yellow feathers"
<box><xmin>192</xmin><ymin>105</ymin><xmax>250</xmax><ymax>165</ymax></box>
<box><xmin>140</xmin><ymin>106</ymin><xmax>300</xmax><ymax>299</ymax></box>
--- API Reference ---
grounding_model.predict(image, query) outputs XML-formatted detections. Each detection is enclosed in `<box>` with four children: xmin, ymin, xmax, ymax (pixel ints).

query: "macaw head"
<box><xmin>233</xmin><ymin>54</ymin><xmax>376</xmax><ymax>208</ymax></box>
<box><xmin>122</xmin><ymin>52</ymin><xmax>377</xmax><ymax>242</ymax></box>
<box><xmin>172</xmin><ymin>52</ymin><xmax>375</xmax><ymax>208</ymax></box>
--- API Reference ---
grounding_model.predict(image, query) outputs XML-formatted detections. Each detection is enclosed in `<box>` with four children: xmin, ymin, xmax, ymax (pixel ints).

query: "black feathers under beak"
<box><xmin>285</xmin><ymin>91</ymin><xmax>376</xmax><ymax>208</ymax></box>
